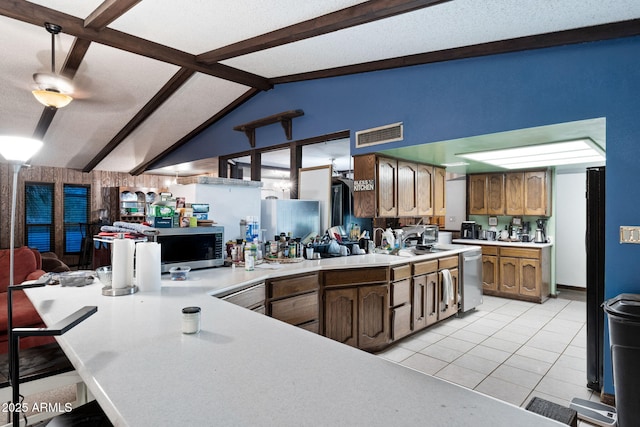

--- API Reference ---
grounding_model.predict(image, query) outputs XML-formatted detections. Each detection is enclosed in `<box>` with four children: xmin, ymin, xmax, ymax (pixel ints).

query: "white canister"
<box><xmin>438</xmin><ymin>231</ymin><xmax>452</xmax><ymax>245</ymax></box>
<box><xmin>182</xmin><ymin>307</ymin><xmax>201</xmax><ymax>334</ymax></box>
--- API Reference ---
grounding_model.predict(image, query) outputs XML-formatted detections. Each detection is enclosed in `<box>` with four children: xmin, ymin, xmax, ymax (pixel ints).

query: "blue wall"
<box><xmin>158</xmin><ymin>36</ymin><xmax>640</xmax><ymax>395</ymax></box>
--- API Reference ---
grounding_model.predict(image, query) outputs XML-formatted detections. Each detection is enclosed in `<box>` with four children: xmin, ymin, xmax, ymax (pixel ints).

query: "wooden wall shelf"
<box><xmin>233</xmin><ymin>109</ymin><xmax>304</xmax><ymax>147</ymax></box>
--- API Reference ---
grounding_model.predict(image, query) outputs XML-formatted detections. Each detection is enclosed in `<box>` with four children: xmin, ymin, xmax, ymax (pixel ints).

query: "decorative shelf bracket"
<box><xmin>233</xmin><ymin>109</ymin><xmax>304</xmax><ymax>147</ymax></box>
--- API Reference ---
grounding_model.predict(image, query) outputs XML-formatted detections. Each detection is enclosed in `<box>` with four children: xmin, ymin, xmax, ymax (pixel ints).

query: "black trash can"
<box><xmin>603</xmin><ymin>293</ymin><xmax>640</xmax><ymax>427</ymax></box>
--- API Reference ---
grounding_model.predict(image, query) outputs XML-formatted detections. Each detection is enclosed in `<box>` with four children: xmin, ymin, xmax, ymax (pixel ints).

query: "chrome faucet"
<box><xmin>400</xmin><ymin>225</ymin><xmax>427</xmax><ymax>247</ymax></box>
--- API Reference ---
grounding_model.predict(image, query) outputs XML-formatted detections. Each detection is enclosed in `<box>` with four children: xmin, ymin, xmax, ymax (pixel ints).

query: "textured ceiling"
<box><xmin>1</xmin><ymin>1</ymin><xmax>639</xmax><ymax>176</ymax></box>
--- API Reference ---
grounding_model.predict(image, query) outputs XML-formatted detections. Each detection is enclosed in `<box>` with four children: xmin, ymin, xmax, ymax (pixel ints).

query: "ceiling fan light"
<box><xmin>32</xmin><ymin>89</ymin><xmax>73</xmax><ymax>109</ymax></box>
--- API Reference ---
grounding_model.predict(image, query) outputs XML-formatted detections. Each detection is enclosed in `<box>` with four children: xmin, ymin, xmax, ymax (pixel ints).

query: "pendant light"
<box><xmin>32</xmin><ymin>23</ymin><xmax>73</xmax><ymax>109</ymax></box>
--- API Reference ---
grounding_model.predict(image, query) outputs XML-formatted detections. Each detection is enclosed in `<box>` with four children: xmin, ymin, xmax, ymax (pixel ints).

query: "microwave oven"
<box><xmin>155</xmin><ymin>226</ymin><xmax>224</xmax><ymax>272</ymax></box>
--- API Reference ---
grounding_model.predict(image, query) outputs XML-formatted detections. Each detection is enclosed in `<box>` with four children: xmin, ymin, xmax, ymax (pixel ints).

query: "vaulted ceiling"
<box><xmin>1</xmin><ymin>0</ymin><xmax>639</xmax><ymax>176</ymax></box>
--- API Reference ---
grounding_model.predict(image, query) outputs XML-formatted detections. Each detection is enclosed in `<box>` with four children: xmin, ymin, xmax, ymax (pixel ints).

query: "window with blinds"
<box><xmin>25</xmin><ymin>182</ymin><xmax>54</xmax><ymax>252</ymax></box>
<box><xmin>64</xmin><ymin>185</ymin><xmax>90</xmax><ymax>254</ymax></box>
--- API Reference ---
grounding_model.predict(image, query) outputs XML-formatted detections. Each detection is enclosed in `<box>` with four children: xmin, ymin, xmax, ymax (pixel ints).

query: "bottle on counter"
<box><xmin>244</xmin><ymin>246</ymin><xmax>255</xmax><ymax>271</ymax></box>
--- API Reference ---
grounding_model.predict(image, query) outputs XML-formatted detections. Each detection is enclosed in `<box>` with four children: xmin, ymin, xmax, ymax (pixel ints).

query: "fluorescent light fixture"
<box><xmin>0</xmin><ymin>136</ymin><xmax>43</xmax><ymax>162</ymax></box>
<box><xmin>441</xmin><ymin>161</ymin><xmax>470</xmax><ymax>167</ymax></box>
<box><xmin>456</xmin><ymin>139</ymin><xmax>604</xmax><ymax>169</ymax></box>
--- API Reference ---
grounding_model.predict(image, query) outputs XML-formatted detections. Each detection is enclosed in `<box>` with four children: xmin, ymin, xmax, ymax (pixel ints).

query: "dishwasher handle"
<box><xmin>464</xmin><ymin>254</ymin><xmax>482</xmax><ymax>262</ymax></box>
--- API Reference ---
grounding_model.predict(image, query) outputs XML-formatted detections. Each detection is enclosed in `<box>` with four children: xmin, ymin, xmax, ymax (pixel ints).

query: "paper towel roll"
<box><xmin>136</xmin><ymin>242</ymin><xmax>161</xmax><ymax>292</ymax></box>
<box><xmin>112</xmin><ymin>238</ymin><xmax>135</xmax><ymax>289</ymax></box>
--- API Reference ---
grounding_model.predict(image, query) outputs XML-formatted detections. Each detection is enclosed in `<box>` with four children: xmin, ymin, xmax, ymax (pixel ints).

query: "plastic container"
<box><xmin>603</xmin><ymin>293</ymin><xmax>640</xmax><ymax>427</ymax></box>
<box><xmin>169</xmin><ymin>266</ymin><xmax>191</xmax><ymax>281</ymax></box>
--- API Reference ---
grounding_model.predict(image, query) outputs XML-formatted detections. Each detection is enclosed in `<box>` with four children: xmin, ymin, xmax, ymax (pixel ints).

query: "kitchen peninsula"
<box><xmin>24</xmin><ymin>249</ymin><xmax>563</xmax><ymax>426</ymax></box>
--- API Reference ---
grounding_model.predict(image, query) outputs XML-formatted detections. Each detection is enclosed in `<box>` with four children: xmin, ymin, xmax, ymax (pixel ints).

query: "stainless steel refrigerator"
<box><xmin>261</xmin><ymin>199</ymin><xmax>321</xmax><ymax>241</ymax></box>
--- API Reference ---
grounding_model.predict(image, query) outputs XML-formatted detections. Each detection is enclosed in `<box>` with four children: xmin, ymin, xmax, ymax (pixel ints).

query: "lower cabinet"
<box><xmin>438</xmin><ymin>256</ymin><xmax>459</xmax><ymax>321</ymax></box>
<box><xmin>219</xmin><ymin>281</ymin><xmax>266</xmax><ymax>313</ymax></box>
<box><xmin>412</xmin><ymin>272</ymin><xmax>438</xmax><ymax>330</ymax></box>
<box><xmin>267</xmin><ymin>272</ymin><xmax>319</xmax><ymax>333</ymax></box>
<box><xmin>324</xmin><ymin>285</ymin><xmax>389</xmax><ymax>351</ymax></box>
<box><xmin>323</xmin><ymin>267</ymin><xmax>390</xmax><ymax>351</ymax></box>
<box><xmin>390</xmin><ymin>265</ymin><xmax>412</xmax><ymax>341</ymax></box>
<box><xmin>462</xmin><ymin>243</ymin><xmax>550</xmax><ymax>303</ymax></box>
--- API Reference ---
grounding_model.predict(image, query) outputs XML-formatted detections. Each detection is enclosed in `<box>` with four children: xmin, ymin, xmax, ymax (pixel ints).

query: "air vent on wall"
<box><xmin>355</xmin><ymin>122</ymin><xmax>403</xmax><ymax>148</ymax></box>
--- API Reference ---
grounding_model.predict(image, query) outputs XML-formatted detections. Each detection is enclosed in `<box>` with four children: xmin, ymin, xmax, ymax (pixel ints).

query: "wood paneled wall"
<box><xmin>0</xmin><ymin>163</ymin><xmax>169</xmax><ymax>265</ymax></box>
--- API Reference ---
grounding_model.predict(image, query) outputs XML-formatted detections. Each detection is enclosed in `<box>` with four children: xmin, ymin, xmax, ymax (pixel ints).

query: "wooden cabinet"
<box><xmin>524</xmin><ymin>170</ymin><xmax>549</xmax><ymax>216</ymax></box>
<box><xmin>353</xmin><ymin>154</ymin><xmax>445</xmax><ymax>218</ymax></box>
<box><xmin>468</xmin><ymin>174</ymin><xmax>488</xmax><ymax>215</ymax></box>
<box><xmin>487</xmin><ymin>174</ymin><xmax>505</xmax><ymax>215</ymax></box>
<box><xmin>377</xmin><ymin>157</ymin><xmax>398</xmax><ymax>217</ymax></box>
<box><xmin>323</xmin><ymin>267</ymin><xmax>390</xmax><ymax>351</ymax></box>
<box><xmin>461</xmin><ymin>243</ymin><xmax>550</xmax><ymax>303</ymax></box>
<box><xmin>498</xmin><ymin>256</ymin><xmax>520</xmax><ymax>295</ymax></box>
<box><xmin>438</xmin><ymin>256</ymin><xmax>459</xmax><ymax>320</ymax></box>
<box><xmin>324</xmin><ymin>285</ymin><xmax>389</xmax><ymax>351</ymax></box>
<box><xmin>412</xmin><ymin>259</ymin><xmax>439</xmax><ymax>331</ymax></box>
<box><xmin>505</xmin><ymin>172</ymin><xmax>524</xmax><ymax>215</ymax></box>
<box><xmin>481</xmin><ymin>246</ymin><xmax>498</xmax><ymax>292</ymax></box>
<box><xmin>468</xmin><ymin>170</ymin><xmax>550</xmax><ymax>217</ymax></box>
<box><xmin>219</xmin><ymin>282</ymin><xmax>266</xmax><ymax>313</ymax></box>
<box><xmin>324</xmin><ymin>287</ymin><xmax>358</xmax><ymax>347</ymax></box>
<box><xmin>397</xmin><ymin>161</ymin><xmax>418</xmax><ymax>217</ymax></box>
<box><xmin>358</xmin><ymin>285</ymin><xmax>390</xmax><ymax>350</ymax></box>
<box><xmin>267</xmin><ymin>272</ymin><xmax>319</xmax><ymax>332</ymax></box>
<box><xmin>390</xmin><ymin>264</ymin><xmax>412</xmax><ymax>340</ymax></box>
<box><xmin>433</xmin><ymin>166</ymin><xmax>447</xmax><ymax>216</ymax></box>
<box><xmin>353</xmin><ymin>154</ymin><xmax>377</xmax><ymax>218</ymax></box>
<box><xmin>416</xmin><ymin>163</ymin><xmax>434</xmax><ymax>216</ymax></box>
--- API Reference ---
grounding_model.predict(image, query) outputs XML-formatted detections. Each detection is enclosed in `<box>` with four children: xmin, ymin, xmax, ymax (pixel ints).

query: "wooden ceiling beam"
<box><xmin>84</xmin><ymin>0</ymin><xmax>142</xmax><ymax>30</ymax></box>
<box><xmin>129</xmin><ymin>88</ymin><xmax>260</xmax><ymax>175</ymax></box>
<box><xmin>271</xmin><ymin>18</ymin><xmax>640</xmax><ymax>84</ymax></box>
<box><xmin>82</xmin><ymin>67</ymin><xmax>196</xmax><ymax>172</ymax></box>
<box><xmin>197</xmin><ymin>0</ymin><xmax>450</xmax><ymax>63</ymax></box>
<box><xmin>0</xmin><ymin>0</ymin><xmax>271</xmax><ymax>90</ymax></box>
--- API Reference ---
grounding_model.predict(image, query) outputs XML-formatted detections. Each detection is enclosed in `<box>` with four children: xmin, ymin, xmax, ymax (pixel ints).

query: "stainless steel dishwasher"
<box><xmin>460</xmin><ymin>248</ymin><xmax>483</xmax><ymax>313</ymax></box>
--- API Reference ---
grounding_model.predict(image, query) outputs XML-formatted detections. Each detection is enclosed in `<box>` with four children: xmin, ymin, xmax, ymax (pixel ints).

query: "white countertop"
<box><xmin>453</xmin><ymin>238</ymin><xmax>553</xmax><ymax>248</ymax></box>
<box><xmin>24</xmin><ymin>249</ymin><xmax>562</xmax><ymax>427</ymax></box>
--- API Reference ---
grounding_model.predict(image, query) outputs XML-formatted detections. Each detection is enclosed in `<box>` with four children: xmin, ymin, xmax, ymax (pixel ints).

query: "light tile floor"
<box><xmin>377</xmin><ymin>289</ymin><xmax>602</xmax><ymax>426</ymax></box>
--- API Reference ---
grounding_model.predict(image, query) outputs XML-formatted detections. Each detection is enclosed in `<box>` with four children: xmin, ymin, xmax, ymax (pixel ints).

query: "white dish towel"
<box><xmin>441</xmin><ymin>268</ymin><xmax>453</xmax><ymax>309</ymax></box>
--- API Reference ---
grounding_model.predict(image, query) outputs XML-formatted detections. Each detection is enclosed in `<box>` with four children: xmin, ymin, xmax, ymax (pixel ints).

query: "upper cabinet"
<box><xmin>468</xmin><ymin>174</ymin><xmax>488</xmax><ymax>215</ymax></box>
<box><xmin>416</xmin><ymin>163</ymin><xmax>434</xmax><ymax>216</ymax></box>
<box><xmin>468</xmin><ymin>170</ymin><xmax>551</xmax><ymax>217</ymax></box>
<box><xmin>433</xmin><ymin>167</ymin><xmax>446</xmax><ymax>216</ymax></box>
<box><xmin>505</xmin><ymin>172</ymin><xmax>524</xmax><ymax>215</ymax></box>
<box><xmin>354</xmin><ymin>154</ymin><xmax>446</xmax><ymax>219</ymax></box>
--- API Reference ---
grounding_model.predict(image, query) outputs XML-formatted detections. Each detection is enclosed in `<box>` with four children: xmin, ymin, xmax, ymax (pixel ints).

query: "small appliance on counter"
<box><xmin>534</xmin><ymin>218</ymin><xmax>548</xmax><ymax>243</ymax></box>
<box><xmin>460</xmin><ymin>221</ymin><xmax>480</xmax><ymax>239</ymax></box>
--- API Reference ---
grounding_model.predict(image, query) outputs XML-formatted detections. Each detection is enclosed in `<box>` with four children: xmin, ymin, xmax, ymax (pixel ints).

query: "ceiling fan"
<box><xmin>32</xmin><ymin>22</ymin><xmax>74</xmax><ymax>109</ymax></box>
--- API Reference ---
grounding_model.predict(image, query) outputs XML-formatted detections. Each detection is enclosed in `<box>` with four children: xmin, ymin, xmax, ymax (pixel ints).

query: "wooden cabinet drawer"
<box><xmin>412</xmin><ymin>260</ymin><xmax>438</xmax><ymax>276</ymax></box>
<box><xmin>220</xmin><ymin>282</ymin><xmax>265</xmax><ymax>309</ymax></box>
<box><xmin>270</xmin><ymin>292</ymin><xmax>318</xmax><ymax>326</ymax></box>
<box><xmin>269</xmin><ymin>273</ymin><xmax>319</xmax><ymax>299</ymax></box>
<box><xmin>392</xmin><ymin>304</ymin><xmax>412</xmax><ymax>341</ymax></box>
<box><xmin>391</xmin><ymin>278</ymin><xmax>411</xmax><ymax>306</ymax></box>
<box><xmin>391</xmin><ymin>264</ymin><xmax>411</xmax><ymax>281</ymax></box>
<box><xmin>482</xmin><ymin>245</ymin><xmax>498</xmax><ymax>256</ymax></box>
<box><xmin>438</xmin><ymin>256</ymin><xmax>458</xmax><ymax>270</ymax></box>
<box><xmin>500</xmin><ymin>247</ymin><xmax>540</xmax><ymax>259</ymax></box>
<box><xmin>323</xmin><ymin>267</ymin><xmax>388</xmax><ymax>287</ymax></box>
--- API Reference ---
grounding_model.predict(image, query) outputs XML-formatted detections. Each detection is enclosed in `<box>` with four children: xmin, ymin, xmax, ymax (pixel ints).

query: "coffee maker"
<box><xmin>534</xmin><ymin>218</ymin><xmax>547</xmax><ymax>243</ymax></box>
<box><xmin>461</xmin><ymin>221</ymin><xmax>479</xmax><ymax>239</ymax></box>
